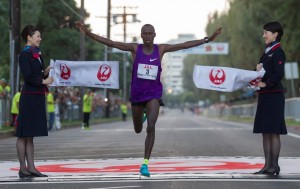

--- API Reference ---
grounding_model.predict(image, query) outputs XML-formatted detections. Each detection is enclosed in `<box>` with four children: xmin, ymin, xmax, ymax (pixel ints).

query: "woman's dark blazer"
<box><xmin>258</xmin><ymin>43</ymin><xmax>285</xmax><ymax>93</ymax></box>
<box><xmin>18</xmin><ymin>51</ymin><xmax>48</xmax><ymax>93</ymax></box>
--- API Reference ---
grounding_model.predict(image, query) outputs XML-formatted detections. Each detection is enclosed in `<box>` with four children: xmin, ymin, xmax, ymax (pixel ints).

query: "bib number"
<box><xmin>137</xmin><ymin>63</ymin><xmax>158</xmax><ymax>80</ymax></box>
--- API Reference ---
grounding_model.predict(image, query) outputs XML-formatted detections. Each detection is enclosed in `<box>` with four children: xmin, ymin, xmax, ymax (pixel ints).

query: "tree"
<box><xmin>0</xmin><ymin>0</ymin><xmax>10</xmax><ymax>79</ymax></box>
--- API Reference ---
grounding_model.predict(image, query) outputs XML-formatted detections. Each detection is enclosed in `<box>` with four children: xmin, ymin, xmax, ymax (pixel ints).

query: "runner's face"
<box><xmin>141</xmin><ymin>26</ymin><xmax>156</xmax><ymax>45</ymax></box>
<box><xmin>263</xmin><ymin>30</ymin><xmax>277</xmax><ymax>45</ymax></box>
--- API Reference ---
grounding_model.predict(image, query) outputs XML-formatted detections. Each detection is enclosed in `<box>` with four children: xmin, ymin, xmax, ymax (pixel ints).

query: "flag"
<box><xmin>49</xmin><ymin>60</ymin><xmax>119</xmax><ymax>89</ymax></box>
<box><xmin>193</xmin><ymin>65</ymin><xmax>265</xmax><ymax>92</ymax></box>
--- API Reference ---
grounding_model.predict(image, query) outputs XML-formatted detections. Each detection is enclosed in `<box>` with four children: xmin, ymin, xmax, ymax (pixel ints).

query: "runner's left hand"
<box><xmin>208</xmin><ymin>27</ymin><xmax>222</xmax><ymax>41</ymax></box>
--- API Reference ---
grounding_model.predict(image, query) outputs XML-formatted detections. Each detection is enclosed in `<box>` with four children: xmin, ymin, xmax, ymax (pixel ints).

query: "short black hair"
<box><xmin>21</xmin><ymin>25</ymin><xmax>39</xmax><ymax>43</ymax></box>
<box><xmin>263</xmin><ymin>22</ymin><xmax>283</xmax><ymax>42</ymax></box>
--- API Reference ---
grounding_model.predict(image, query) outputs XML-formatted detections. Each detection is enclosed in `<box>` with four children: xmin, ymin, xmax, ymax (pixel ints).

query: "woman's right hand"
<box><xmin>43</xmin><ymin>77</ymin><xmax>54</xmax><ymax>85</ymax></box>
<box><xmin>256</xmin><ymin>63</ymin><xmax>263</xmax><ymax>71</ymax></box>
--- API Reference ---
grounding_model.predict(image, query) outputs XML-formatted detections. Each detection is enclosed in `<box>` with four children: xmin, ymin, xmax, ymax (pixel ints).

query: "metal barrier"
<box><xmin>285</xmin><ymin>98</ymin><xmax>300</xmax><ymax>121</ymax></box>
<box><xmin>204</xmin><ymin>97</ymin><xmax>300</xmax><ymax>121</ymax></box>
<box><xmin>0</xmin><ymin>97</ymin><xmax>10</xmax><ymax>128</ymax></box>
<box><xmin>0</xmin><ymin>98</ymin><xmax>2</xmax><ymax>129</ymax></box>
<box><xmin>0</xmin><ymin>99</ymin><xmax>123</xmax><ymax>128</ymax></box>
<box><xmin>58</xmin><ymin>103</ymin><xmax>121</xmax><ymax>122</ymax></box>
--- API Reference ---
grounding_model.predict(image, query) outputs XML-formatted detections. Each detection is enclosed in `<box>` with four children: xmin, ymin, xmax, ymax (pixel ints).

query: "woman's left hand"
<box><xmin>257</xmin><ymin>81</ymin><xmax>266</xmax><ymax>88</ymax></box>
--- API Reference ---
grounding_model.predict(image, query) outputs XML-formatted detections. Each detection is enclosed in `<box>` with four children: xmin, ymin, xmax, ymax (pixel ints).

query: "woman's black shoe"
<box><xmin>27</xmin><ymin>170</ymin><xmax>48</xmax><ymax>177</ymax></box>
<box><xmin>253</xmin><ymin>166</ymin><xmax>268</xmax><ymax>175</ymax></box>
<box><xmin>264</xmin><ymin>168</ymin><xmax>280</xmax><ymax>175</ymax></box>
<box><xmin>253</xmin><ymin>170</ymin><xmax>266</xmax><ymax>174</ymax></box>
<box><xmin>18</xmin><ymin>170</ymin><xmax>34</xmax><ymax>178</ymax></box>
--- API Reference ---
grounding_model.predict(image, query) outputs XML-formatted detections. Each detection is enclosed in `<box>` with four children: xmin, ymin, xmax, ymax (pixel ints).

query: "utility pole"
<box><xmin>122</xmin><ymin>6</ymin><xmax>127</xmax><ymax>102</ymax></box>
<box><xmin>10</xmin><ymin>0</ymin><xmax>21</xmax><ymax>99</ymax></box>
<box><xmin>79</xmin><ymin>0</ymin><xmax>85</xmax><ymax>61</ymax></box>
<box><xmin>79</xmin><ymin>0</ymin><xmax>86</xmax><ymax>118</ymax></box>
<box><xmin>105</xmin><ymin>0</ymin><xmax>111</xmax><ymax>118</ymax></box>
<box><xmin>112</xmin><ymin>6</ymin><xmax>140</xmax><ymax>102</ymax></box>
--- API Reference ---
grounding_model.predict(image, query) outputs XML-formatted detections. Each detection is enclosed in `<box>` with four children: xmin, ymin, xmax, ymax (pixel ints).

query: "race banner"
<box><xmin>193</xmin><ymin>65</ymin><xmax>265</xmax><ymax>92</ymax></box>
<box><xmin>49</xmin><ymin>60</ymin><xmax>119</xmax><ymax>89</ymax></box>
<box><xmin>176</xmin><ymin>42</ymin><xmax>229</xmax><ymax>55</ymax></box>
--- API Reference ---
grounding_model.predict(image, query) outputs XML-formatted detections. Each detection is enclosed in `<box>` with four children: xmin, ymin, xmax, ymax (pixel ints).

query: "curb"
<box><xmin>1</xmin><ymin>173</ymin><xmax>300</xmax><ymax>183</ymax></box>
<box><xmin>0</xmin><ymin>130</ymin><xmax>14</xmax><ymax>139</ymax></box>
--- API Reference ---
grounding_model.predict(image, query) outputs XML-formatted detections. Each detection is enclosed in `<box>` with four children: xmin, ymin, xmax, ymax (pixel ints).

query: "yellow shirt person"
<box><xmin>83</xmin><ymin>93</ymin><xmax>93</xmax><ymax>113</ymax></box>
<box><xmin>10</xmin><ymin>92</ymin><xmax>21</xmax><ymax>127</ymax></box>
<box><xmin>82</xmin><ymin>89</ymin><xmax>93</xmax><ymax>129</ymax></box>
<box><xmin>120</xmin><ymin>103</ymin><xmax>128</xmax><ymax>121</ymax></box>
<box><xmin>47</xmin><ymin>92</ymin><xmax>55</xmax><ymax>131</ymax></box>
<box><xmin>47</xmin><ymin>92</ymin><xmax>55</xmax><ymax>113</ymax></box>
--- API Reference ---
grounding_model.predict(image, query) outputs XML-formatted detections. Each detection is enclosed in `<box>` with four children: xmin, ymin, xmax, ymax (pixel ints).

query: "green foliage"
<box><xmin>1</xmin><ymin>0</ymin><xmax>107</xmax><ymax>72</ymax></box>
<box><xmin>0</xmin><ymin>0</ymin><xmax>9</xmax><ymax>79</ymax></box>
<box><xmin>21</xmin><ymin>0</ymin><xmax>43</xmax><ymax>27</ymax></box>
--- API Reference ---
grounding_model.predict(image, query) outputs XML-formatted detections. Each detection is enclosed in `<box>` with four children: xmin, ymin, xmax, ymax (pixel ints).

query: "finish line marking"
<box><xmin>1</xmin><ymin>157</ymin><xmax>300</xmax><ymax>178</ymax></box>
<box><xmin>1</xmin><ymin>178</ymin><xmax>300</xmax><ymax>185</ymax></box>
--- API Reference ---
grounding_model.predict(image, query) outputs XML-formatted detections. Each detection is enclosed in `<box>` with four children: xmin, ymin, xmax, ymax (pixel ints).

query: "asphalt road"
<box><xmin>1</xmin><ymin>108</ymin><xmax>300</xmax><ymax>189</ymax></box>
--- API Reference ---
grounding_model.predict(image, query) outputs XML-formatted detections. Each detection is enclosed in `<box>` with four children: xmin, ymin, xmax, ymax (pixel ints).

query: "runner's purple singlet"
<box><xmin>130</xmin><ymin>44</ymin><xmax>162</xmax><ymax>103</ymax></box>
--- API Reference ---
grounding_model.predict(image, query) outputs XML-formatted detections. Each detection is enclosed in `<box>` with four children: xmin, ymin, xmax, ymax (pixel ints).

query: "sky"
<box><xmin>75</xmin><ymin>0</ymin><xmax>229</xmax><ymax>43</ymax></box>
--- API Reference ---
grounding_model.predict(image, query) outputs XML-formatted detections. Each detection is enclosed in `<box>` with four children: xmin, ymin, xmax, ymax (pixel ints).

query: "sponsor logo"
<box><xmin>209</xmin><ymin>68</ymin><xmax>226</xmax><ymax>85</ymax></box>
<box><xmin>97</xmin><ymin>64</ymin><xmax>112</xmax><ymax>81</ymax></box>
<box><xmin>143</xmin><ymin>65</ymin><xmax>153</xmax><ymax>69</ymax></box>
<box><xmin>217</xmin><ymin>45</ymin><xmax>224</xmax><ymax>51</ymax></box>
<box><xmin>60</xmin><ymin>63</ymin><xmax>71</xmax><ymax>80</ymax></box>
<box><xmin>205</xmin><ymin>45</ymin><xmax>212</xmax><ymax>52</ymax></box>
<box><xmin>249</xmin><ymin>76</ymin><xmax>263</xmax><ymax>86</ymax></box>
<box><xmin>150</xmin><ymin>58</ymin><xmax>158</xmax><ymax>62</ymax></box>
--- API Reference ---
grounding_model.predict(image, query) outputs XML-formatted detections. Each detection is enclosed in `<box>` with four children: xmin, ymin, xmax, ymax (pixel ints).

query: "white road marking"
<box><xmin>88</xmin><ymin>186</ymin><xmax>141</xmax><ymax>189</ymax></box>
<box><xmin>287</xmin><ymin>132</ymin><xmax>300</xmax><ymax>139</ymax></box>
<box><xmin>199</xmin><ymin>117</ymin><xmax>300</xmax><ymax>140</ymax></box>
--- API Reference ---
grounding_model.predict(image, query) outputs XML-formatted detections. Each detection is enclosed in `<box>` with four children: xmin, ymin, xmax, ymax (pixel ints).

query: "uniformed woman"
<box><xmin>253</xmin><ymin>22</ymin><xmax>287</xmax><ymax>175</ymax></box>
<box><xmin>16</xmin><ymin>25</ymin><xmax>53</xmax><ymax>178</ymax></box>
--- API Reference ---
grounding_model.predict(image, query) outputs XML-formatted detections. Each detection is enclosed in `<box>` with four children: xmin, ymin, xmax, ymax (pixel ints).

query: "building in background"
<box><xmin>161</xmin><ymin>34</ymin><xmax>196</xmax><ymax>95</ymax></box>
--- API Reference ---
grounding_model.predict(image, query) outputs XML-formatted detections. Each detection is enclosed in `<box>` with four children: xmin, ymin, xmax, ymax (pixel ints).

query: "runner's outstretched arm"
<box><xmin>161</xmin><ymin>27</ymin><xmax>222</xmax><ymax>53</ymax></box>
<box><xmin>75</xmin><ymin>21</ymin><xmax>136</xmax><ymax>53</ymax></box>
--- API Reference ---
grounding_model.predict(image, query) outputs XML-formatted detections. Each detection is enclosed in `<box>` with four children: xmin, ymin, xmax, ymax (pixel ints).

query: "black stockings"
<box><xmin>261</xmin><ymin>133</ymin><xmax>281</xmax><ymax>171</ymax></box>
<box><xmin>16</xmin><ymin>137</ymin><xmax>39</xmax><ymax>173</ymax></box>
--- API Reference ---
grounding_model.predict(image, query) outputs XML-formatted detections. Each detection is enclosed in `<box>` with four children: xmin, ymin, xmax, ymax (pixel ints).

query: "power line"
<box><xmin>59</xmin><ymin>0</ymin><xmax>83</xmax><ymax>19</ymax></box>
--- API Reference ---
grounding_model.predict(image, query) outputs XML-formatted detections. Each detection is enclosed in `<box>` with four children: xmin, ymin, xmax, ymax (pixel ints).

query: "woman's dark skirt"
<box><xmin>253</xmin><ymin>92</ymin><xmax>287</xmax><ymax>134</ymax></box>
<box><xmin>15</xmin><ymin>93</ymin><xmax>48</xmax><ymax>137</ymax></box>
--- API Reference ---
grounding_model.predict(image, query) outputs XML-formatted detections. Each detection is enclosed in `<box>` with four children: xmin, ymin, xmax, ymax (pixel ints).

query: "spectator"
<box><xmin>47</xmin><ymin>89</ymin><xmax>55</xmax><ymax>131</ymax></box>
<box><xmin>82</xmin><ymin>89</ymin><xmax>93</xmax><ymax>130</ymax></box>
<box><xmin>120</xmin><ymin>101</ymin><xmax>128</xmax><ymax>121</ymax></box>
<box><xmin>0</xmin><ymin>78</ymin><xmax>10</xmax><ymax>98</ymax></box>
<box><xmin>0</xmin><ymin>78</ymin><xmax>5</xmax><ymax>91</ymax></box>
<box><xmin>10</xmin><ymin>89</ymin><xmax>21</xmax><ymax>130</ymax></box>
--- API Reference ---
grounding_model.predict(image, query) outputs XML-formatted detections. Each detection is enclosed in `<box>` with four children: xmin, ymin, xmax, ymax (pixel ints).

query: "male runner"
<box><xmin>75</xmin><ymin>21</ymin><xmax>221</xmax><ymax>177</ymax></box>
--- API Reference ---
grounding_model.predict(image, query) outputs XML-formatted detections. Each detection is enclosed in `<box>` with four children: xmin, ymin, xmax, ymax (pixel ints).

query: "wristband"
<box><xmin>204</xmin><ymin>37</ymin><xmax>209</xmax><ymax>43</ymax></box>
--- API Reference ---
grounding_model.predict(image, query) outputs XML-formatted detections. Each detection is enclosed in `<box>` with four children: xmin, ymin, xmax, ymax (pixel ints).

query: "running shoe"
<box><xmin>142</xmin><ymin>113</ymin><xmax>147</xmax><ymax>124</ymax></box>
<box><xmin>140</xmin><ymin>164</ymin><xmax>150</xmax><ymax>177</ymax></box>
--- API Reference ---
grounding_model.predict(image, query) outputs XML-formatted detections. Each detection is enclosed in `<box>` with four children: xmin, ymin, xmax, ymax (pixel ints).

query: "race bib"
<box><xmin>137</xmin><ymin>63</ymin><xmax>158</xmax><ymax>80</ymax></box>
